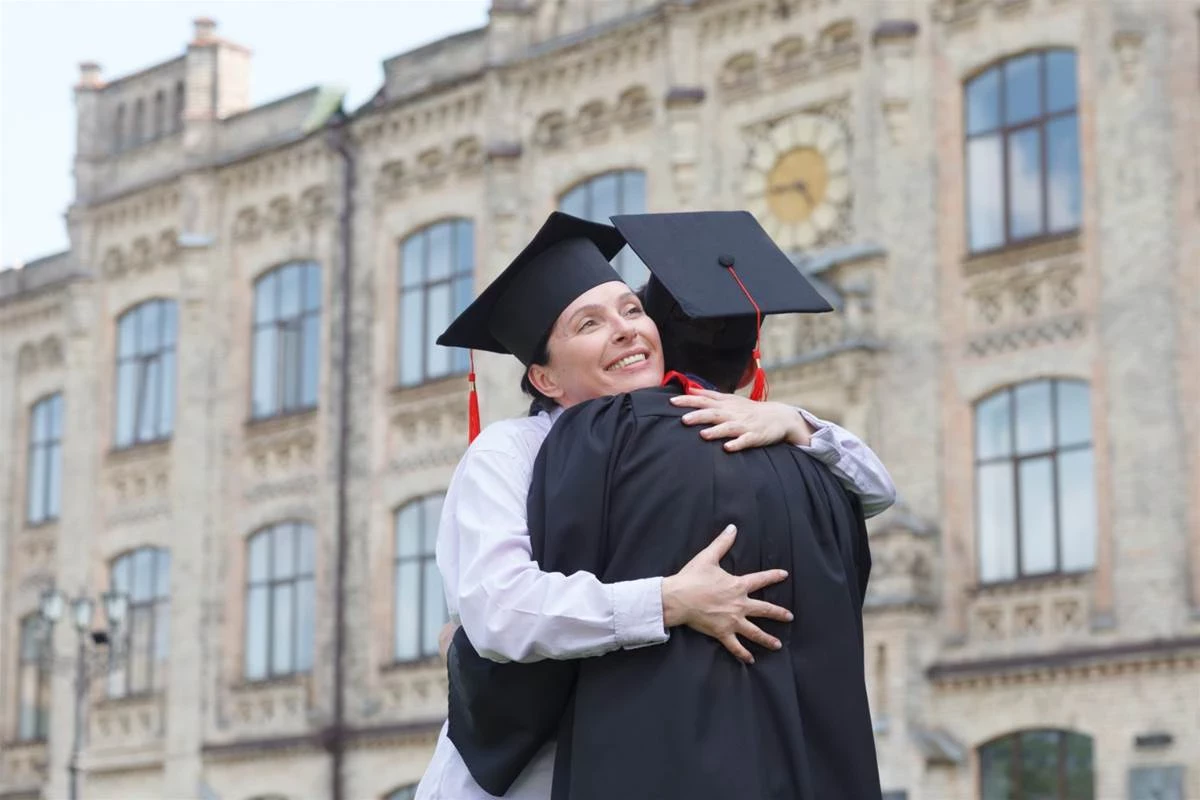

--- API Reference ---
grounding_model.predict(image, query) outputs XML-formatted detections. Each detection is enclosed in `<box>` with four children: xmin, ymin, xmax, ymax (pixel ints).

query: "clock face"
<box><xmin>742</xmin><ymin>114</ymin><xmax>850</xmax><ymax>250</ymax></box>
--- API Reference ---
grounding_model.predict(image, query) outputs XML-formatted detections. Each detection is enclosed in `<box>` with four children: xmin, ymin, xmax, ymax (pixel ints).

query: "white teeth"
<box><xmin>607</xmin><ymin>353</ymin><xmax>647</xmax><ymax>371</ymax></box>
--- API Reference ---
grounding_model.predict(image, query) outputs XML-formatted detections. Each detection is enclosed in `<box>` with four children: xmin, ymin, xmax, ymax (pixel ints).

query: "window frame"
<box><xmin>26</xmin><ymin>393</ymin><xmax>63</xmax><ymax>526</ymax></box>
<box><xmin>974</xmin><ymin>378</ymin><xmax>1095</xmax><ymax>584</ymax></box>
<box><xmin>396</xmin><ymin>219</ymin><xmax>474</xmax><ymax>388</ymax></box>
<box><xmin>244</xmin><ymin>522</ymin><xmax>316</xmax><ymax>682</ymax></box>
<box><xmin>107</xmin><ymin>547</ymin><xmax>172</xmax><ymax>698</ymax></box>
<box><xmin>15</xmin><ymin>614</ymin><xmax>51</xmax><ymax>743</ymax></box>
<box><xmin>114</xmin><ymin>298</ymin><xmax>178</xmax><ymax>449</ymax></box>
<box><xmin>558</xmin><ymin>170</ymin><xmax>648</xmax><ymax>286</ymax></box>
<box><xmin>978</xmin><ymin>729</ymin><xmax>1094</xmax><ymax>800</ymax></box>
<box><xmin>964</xmin><ymin>49</ymin><xmax>1081</xmax><ymax>255</ymax></box>
<box><xmin>250</xmin><ymin>262</ymin><xmax>322</xmax><ymax>421</ymax></box>
<box><xmin>392</xmin><ymin>495</ymin><xmax>448</xmax><ymax>664</ymax></box>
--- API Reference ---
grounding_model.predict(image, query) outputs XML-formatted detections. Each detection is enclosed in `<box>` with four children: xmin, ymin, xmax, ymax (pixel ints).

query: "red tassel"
<box><xmin>749</xmin><ymin>349</ymin><xmax>768</xmax><ymax>402</ymax></box>
<box><xmin>467</xmin><ymin>351</ymin><xmax>481</xmax><ymax>444</ymax></box>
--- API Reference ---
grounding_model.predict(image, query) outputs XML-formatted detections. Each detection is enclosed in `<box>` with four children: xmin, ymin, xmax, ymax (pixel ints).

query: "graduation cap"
<box><xmin>437</xmin><ymin>211</ymin><xmax>626</xmax><ymax>441</ymax></box>
<box><xmin>611</xmin><ymin>210</ymin><xmax>833</xmax><ymax>400</ymax></box>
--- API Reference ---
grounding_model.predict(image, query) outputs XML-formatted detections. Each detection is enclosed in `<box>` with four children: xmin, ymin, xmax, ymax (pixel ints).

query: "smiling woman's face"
<box><xmin>526</xmin><ymin>280</ymin><xmax>665</xmax><ymax>409</ymax></box>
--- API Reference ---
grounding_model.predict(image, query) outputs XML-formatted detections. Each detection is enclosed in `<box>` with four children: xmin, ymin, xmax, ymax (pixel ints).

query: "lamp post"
<box><xmin>37</xmin><ymin>587</ymin><xmax>129</xmax><ymax>800</ymax></box>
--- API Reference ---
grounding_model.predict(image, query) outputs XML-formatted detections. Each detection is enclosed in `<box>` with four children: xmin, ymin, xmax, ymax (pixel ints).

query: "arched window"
<box><xmin>965</xmin><ymin>49</ymin><xmax>1080</xmax><ymax>253</ymax></box>
<box><xmin>132</xmin><ymin>97</ymin><xmax>146</xmax><ymax>146</ymax></box>
<box><xmin>26</xmin><ymin>394</ymin><xmax>63</xmax><ymax>525</ymax></box>
<box><xmin>398</xmin><ymin>219</ymin><xmax>473</xmax><ymax>387</ymax></box>
<box><xmin>559</xmin><ymin>170</ymin><xmax>648</xmax><ymax>286</ymax></box>
<box><xmin>107</xmin><ymin>547</ymin><xmax>171</xmax><ymax>697</ymax></box>
<box><xmin>173</xmin><ymin>81</ymin><xmax>185</xmax><ymax>131</ymax></box>
<box><xmin>153</xmin><ymin>90</ymin><xmax>166</xmax><ymax>139</ymax></box>
<box><xmin>980</xmin><ymin>730</ymin><xmax>1093</xmax><ymax>799</ymax></box>
<box><xmin>16</xmin><ymin>614</ymin><xmax>50</xmax><ymax>741</ymax></box>
<box><xmin>245</xmin><ymin>522</ymin><xmax>315</xmax><ymax>680</ymax></box>
<box><xmin>384</xmin><ymin>786</ymin><xmax>417</xmax><ymax>800</ymax></box>
<box><xmin>975</xmin><ymin>379</ymin><xmax>1095</xmax><ymax>583</ymax></box>
<box><xmin>115</xmin><ymin>298</ymin><xmax>178</xmax><ymax>448</ymax></box>
<box><xmin>251</xmin><ymin>262</ymin><xmax>321</xmax><ymax>419</ymax></box>
<box><xmin>114</xmin><ymin>104</ymin><xmax>127</xmax><ymax>152</ymax></box>
<box><xmin>394</xmin><ymin>495</ymin><xmax>448</xmax><ymax>662</ymax></box>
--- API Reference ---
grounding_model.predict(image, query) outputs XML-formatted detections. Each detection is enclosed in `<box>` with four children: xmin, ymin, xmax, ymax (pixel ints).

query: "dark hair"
<box><xmin>637</xmin><ymin>282</ymin><xmax>756</xmax><ymax>393</ymax></box>
<box><xmin>520</xmin><ymin>330</ymin><xmax>556</xmax><ymax>416</ymax></box>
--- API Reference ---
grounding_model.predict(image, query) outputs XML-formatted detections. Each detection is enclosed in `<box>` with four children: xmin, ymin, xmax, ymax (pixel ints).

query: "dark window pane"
<box><xmin>296</xmin><ymin>578</ymin><xmax>314</xmax><ymax>672</ymax></box>
<box><xmin>252</xmin><ymin>327</ymin><xmax>278</xmax><ymax>417</ymax></box>
<box><xmin>1059</xmin><ymin>449</ymin><xmax>1097</xmax><ymax>572</ymax></box>
<box><xmin>978</xmin><ymin>462</ymin><xmax>1016</xmax><ymax>582</ymax></box>
<box><xmin>280</xmin><ymin>323</ymin><xmax>301</xmax><ymax>409</ymax></box>
<box><xmin>245</xmin><ymin>585</ymin><xmax>268</xmax><ymax>679</ymax></box>
<box><xmin>1046</xmin><ymin>50</ymin><xmax>1078</xmax><ymax>113</ymax></box>
<box><xmin>271</xmin><ymin>583</ymin><xmax>295</xmax><ymax>675</ymax></box>
<box><xmin>303</xmin><ymin>264</ymin><xmax>322</xmax><ymax>312</ymax></box>
<box><xmin>975</xmin><ymin>391</ymin><xmax>1012</xmax><ymax>460</ymax></box>
<box><xmin>967</xmin><ymin>68</ymin><xmax>1001</xmax><ymax>135</ymax></box>
<box><xmin>980</xmin><ymin>737</ymin><xmax>1014</xmax><ymax>800</ymax></box>
<box><xmin>967</xmin><ymin>135</ymin><xmax>1005</xmax><ymax>252</ymax></box>
<box><xmin>402</xmin><ymin>233</ymin><xmax>426</xmax><ymax>288</ymax></box>
<box><xmin>1007</xmin><ymin>127</ymin><xmax>1044</xmax><ymax>240</ymax></box>
<box><xmin>455</xmin><ymin>221</ymin><xmax>474</xmax><ymax>274</ymax></box>
<box><xmin>425</xmin><ymin>283</ymin><xmax>452</xmax><ymax>377</ymax></box>
<box><xmin>138</xmin><ymin>358</ymin><xmax>161</xmax><ymax>442</ymax></box>
<box><xmin>1019</xmin><ymin>730</ymin><xmax>1062</xmax><ymax>799</ymax></box>
<box><xmin>1047</xmin><ymin>115</ymin><xmax>1082</xmax><ymax>232</ymax></box>
<box><xmin>1019</xmin><ymin>457</ymin><xmax>1057</xmax><ymax>575</ymax></box>
<box><xmin>1015</xmin><ymin>381</ymin><xmax>1053</xmax><ymax>454</ymax></box>
<box><xmin>428</xmin><ymin>222</ymin><xmax>452</xmax><ymax>281</ymax></box>
<box><xmin>1004</xmin><ymin>53</ymin><xmax>1042</xmax><ymax>125</ymax></box>
<box><xmin>394</xmin><ymin>561</ymin><xmax>421</xmax><ymax>661</ymax></box>
<box><xmin>1064</xmin><ymin>732</ymin><xmax>1094</xmax><ymax>799</ymax></box>
<box><xmin>399</xmin><ymin>290</ymin><xmax>424</xmax><ymax>386</ymax></box>
<box><xmin>1056</xmin><ymin>381</ymin><xmax>1091</xmax><ymax>448</ymax></box>
<box><xmin>302</xmin><ymin>314</ymin><xmax>320</xmax><ymax>408</ymax></box>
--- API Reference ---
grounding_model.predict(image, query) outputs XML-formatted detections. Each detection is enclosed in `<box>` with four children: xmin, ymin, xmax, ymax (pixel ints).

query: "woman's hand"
<box><xmin>671</xmin><ymin>387</ymin><xmax>815</xmax><ymax>451</ymax></box>
<box><xmin>661</xmin><ymin>525</ymin><xmax>793</xmax><ymax>664</ymax></box>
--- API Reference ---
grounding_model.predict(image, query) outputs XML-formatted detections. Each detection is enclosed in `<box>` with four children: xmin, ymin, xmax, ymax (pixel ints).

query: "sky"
<box><xmin>0</xmin><ymin>0</ymin><xmax>491</xmax><ymax>268</ymax></box>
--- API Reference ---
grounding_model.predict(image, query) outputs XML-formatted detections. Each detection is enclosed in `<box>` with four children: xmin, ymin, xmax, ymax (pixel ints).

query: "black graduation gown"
<box><xmin>447</xmin><ymin>385</ymin><xmax>880</xmax><ymax>799</ymax></box>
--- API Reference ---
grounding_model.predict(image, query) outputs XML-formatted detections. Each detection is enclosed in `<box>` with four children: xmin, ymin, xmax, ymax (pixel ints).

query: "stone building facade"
<box><xmin>1</xmin><ymin>1</ymin><xmax>1197</xmax><ymax>798</ymax></box>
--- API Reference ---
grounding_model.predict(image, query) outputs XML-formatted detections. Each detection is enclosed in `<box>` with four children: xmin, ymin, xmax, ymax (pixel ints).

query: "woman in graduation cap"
<box><xmin>416</xmin><ymin>211</ymin><xmax>894</xmax><ymax>800</ymax></box>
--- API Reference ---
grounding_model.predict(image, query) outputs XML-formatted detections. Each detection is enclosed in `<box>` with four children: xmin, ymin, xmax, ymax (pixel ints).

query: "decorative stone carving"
<box><xmin>157</xmin><ymin>228</ymin><xmax>180</xmax><ymax>263</ymax></box>
<box><xmin>1113</xmin><ymin>31</ymin><xmax>1145</xmax><ymax>85</ymax></box>
<box><xmin>416</xmin><ymin>147</ymin><xmax>447</xmax><ymax>184</ymax></box>
<box><xmin>379</xmin><ymin>664</ymin><xmax>449</xmax><ymax>722</ymax></box>
<box><xmin>964</xmin><ymin>250</ymin><xmax>1085</xmax><ymax>357</ymax></box>
<box><xmin>16</xmin><ymin>336</ymin><xmax>64</xmax><ymax>376</ymax></box>
<box><xmin>102</xmin><ymin>246</ymin><xmax>126</xmax><ymax>278</ymax></box>
<box><xmin>817</xmin><ymin>20</ymin><xmax>861</xmax><ymax>70</ymax></box>
<box><xmin>533</xmin><ymin>111</ymin><xmax>568</xmax><ymax>150</ymax></box>
<box><xmin>233</xmin><ymin>206</ymin><xmax>262</xmax><ymax>242</ymax></box>
<box><xmin>967</xmin><ymin>575</ymin><xmax>1092</xmax><ymax>647</ymax></box>
<box><xmin>130</xmin><ymin>237</ymin><xmax>154</xmax><ymax>272</ymax></box>
<box><xmin>450</xmin><ymin>137</ymin><xmax>484</xmax><ymax>173</ymax></box>
<box><xmin>376</xmin><ymin>160</ymin><xmax>408</xmax><ymax>199</ymax></box>
<box><xmin>265</xmin><ymin>196</ymin><xmax>294</xmax><ymax>233</ymax></box>
<box><xmin>615</xmin><ymin>86</ymin><xmax>653</xmax><ymax>130</ymax></box>
<box><xmin>227</xmin><ymin>678</ymin><xmax>310</xmax><ymax>736</ymax></box>
<box><xmin>863</xmin><ymin>505</ymin><xmax>938</xmax><ymax>612</ymax></box>
<box><xmin>576</xmin><ymin>100</ymin><xmax>610</xmax><ymax>141</ymax></box>
<box><xmin>769</xmin><ymin>36</ymin><xmax>808</xmax><ymax>79</ymax></box>
<box><xmin>299</xmin><ymin>186</ymin><xmax>328</xmax><ymax>221</ymax></box>
<box><xmin>90</xmin><ymin>695</ymin><xmax>164</xmax><ymax>753</ymax></box>
<box><xmin>719</xmin><ymin>52</ymin><xmax>760</xmax><ymax>98</ymax></box>
<box><xmin>0</xmin><ymin>741</ymin><xmax>47</xmax><ymax>791</ymax></box>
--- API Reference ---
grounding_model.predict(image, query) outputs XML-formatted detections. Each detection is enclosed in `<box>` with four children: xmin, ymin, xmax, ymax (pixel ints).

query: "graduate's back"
<box><xmin>530</xmin><ymin>385</ymin><xmax>881</xmax><ymax>800</ymax></box>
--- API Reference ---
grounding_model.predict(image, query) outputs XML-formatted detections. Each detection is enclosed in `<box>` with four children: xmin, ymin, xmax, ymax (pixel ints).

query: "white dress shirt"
<box><xmin>416</xmin><ymin>405</ymin><xmax>896</xmax><ymax>800</ymax></box>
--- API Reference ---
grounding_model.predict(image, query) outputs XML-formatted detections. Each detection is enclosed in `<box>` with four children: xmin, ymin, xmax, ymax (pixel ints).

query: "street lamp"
<box><xmin>37</xmin><ymin>587</ymin><xmax>129</xmax><ymax>800</ymax></box>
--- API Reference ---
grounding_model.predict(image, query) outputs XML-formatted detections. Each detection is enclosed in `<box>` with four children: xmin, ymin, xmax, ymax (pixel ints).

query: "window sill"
<box><xmin>970</xmin><ymin>569</ymin><xmax>1091</xmax><ymax>597</ymax></box>
<box><xmin>391</xmin><ymin>372</ymin><xmax>468</xmax><ymax>400</ymax></box>
<box><xmin>233</xmin><ymin>672</ymin><xmax>311</xmax><ymax>692</ymax></box>
<box><xmin>1</xmin><ymin>737</ymin><xmax>47</xmax><ymax>749</ymax></box>
<box><xmin>381</xmin><ymin>655</ymin><xmax>442</xmax><ymax>673</ymax></box>
<box><xmin>963</xmin><ymin>231</ymin><xmax>1080</xmax><ymax>275</ymax></box>
<box><xmin>23</xmin><ymin>518</ymin><xmax>59</xmax><ymax>532</ymax></box>
<box><xmin>244</xmin><ymin>407</ymin><xmax>318</xmax><ymax>433</ymax></box>
<box><xmin>106</xmin><ymin>438</ymin><xmax>171</xmax><ymax>465</ymax></box>
<box><xmin>96</xmin><ymin>690</ymin><xmax>163</xmax><ymax>707</ymax></box>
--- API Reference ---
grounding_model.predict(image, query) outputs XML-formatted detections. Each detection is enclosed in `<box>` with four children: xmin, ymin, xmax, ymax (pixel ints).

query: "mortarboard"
<box><xmin>437</xmin><ymin>211</ymin><xmax>627</xmax><ymax>441</ymax></box>
<box><xmin>612</xmin><ymin>210</ymin><xmax>833</xmax><ymax>400</ymax></box>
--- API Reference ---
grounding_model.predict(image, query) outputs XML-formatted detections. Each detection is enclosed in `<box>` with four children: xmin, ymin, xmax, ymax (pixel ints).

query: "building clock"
<box><xmin>741</xmin><ymin>113</ymin><xmax>851</xmax><ymax>250</ymax></box>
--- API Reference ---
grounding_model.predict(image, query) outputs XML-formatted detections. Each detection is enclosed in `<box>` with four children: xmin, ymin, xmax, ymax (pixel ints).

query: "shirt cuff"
<box><xmin>795</xmin><ymin>407</ymin><xmax>841</xmax><ymax>467</ymax></box>
<box><xmin>612</xmin><ymin>577</ymin><xmax>670</xmax><ymax>650</ymax></box>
